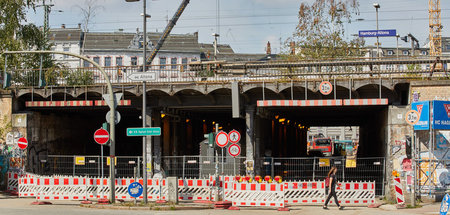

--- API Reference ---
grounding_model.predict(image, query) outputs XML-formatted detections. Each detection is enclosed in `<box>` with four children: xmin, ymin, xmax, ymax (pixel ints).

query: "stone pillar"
<box><xmin>245</xmin><ymin>106</ymin><xmax>255</xmax><ymax>176</ymax></box>
<box><xmin>167</xmin><ymin>177</ymin><xmax>178</xmax><ymax>204</ymax></box>
<box><xmin>153</xmin><ymin>111</ymin><xmax>163</xmax><ymax>178</ymax></box>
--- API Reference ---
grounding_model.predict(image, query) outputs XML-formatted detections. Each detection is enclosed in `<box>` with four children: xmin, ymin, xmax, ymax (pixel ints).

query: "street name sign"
<box><xmin>359</xmin><ymin>29</ymin><xmax>396</xmax><ymax>37</ymax></box>
<box><xmin>128</xmin><ymin>72</ymin><xmax>156</xmax><ymax>81</ymax></box>
<box><xmin>127</xmin><ymin>127</ymin><xmax>161</xmax><ymax>136</ymax></box>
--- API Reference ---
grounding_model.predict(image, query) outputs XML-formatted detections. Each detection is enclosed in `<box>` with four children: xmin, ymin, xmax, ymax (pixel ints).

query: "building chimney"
<box><xmin>266</xmin><ymin>41</ymin><xmax>271</xmax><ymax>55</ymax></box>
<box><xmin>61</xmin><ymin>24</ymin><xmax>66</xmax><ymax>29</ymax></box>
<box><xmin>290</xmin><ymin>41</ymin><xmax>296</xmax><ymax>55</ymax></box>
<box><xmin>78</xmin><ymin>23</ymin><xmax>81</xmax><ymax>29</ymax></box>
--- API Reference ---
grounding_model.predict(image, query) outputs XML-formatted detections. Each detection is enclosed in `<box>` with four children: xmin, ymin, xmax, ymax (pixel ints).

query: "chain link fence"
<box><xmin>36</xmin><ymin>155</ymin><xmax>384</xmax><ymax>195</ymax></box>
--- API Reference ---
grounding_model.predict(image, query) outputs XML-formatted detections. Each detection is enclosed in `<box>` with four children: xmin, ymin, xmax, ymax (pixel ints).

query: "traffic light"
<box><xmin>102</xmin><ymin>122</ymin><xmax>110</xmax><ymax>147</ymax></box>
<box><xmin>405</xmin><ymin>135</ymin><xmax>412</xmax><ymax>159</ymax></box>
<box><xmin>204</xmin><ymin>132</ymin><xmax>215</xmax><ymax>148</ymax></box>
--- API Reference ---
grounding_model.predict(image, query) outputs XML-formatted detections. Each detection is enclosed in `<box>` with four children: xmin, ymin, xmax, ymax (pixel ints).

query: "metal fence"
<box><xmin>7</xmin><ymin>57</ymin><xmax>449</xmax><ymax>88</ymax></box>
<box><xmin>36</xmin><ymin>155</ymin><xmax>385</xmax><ymax>195</ymax></box>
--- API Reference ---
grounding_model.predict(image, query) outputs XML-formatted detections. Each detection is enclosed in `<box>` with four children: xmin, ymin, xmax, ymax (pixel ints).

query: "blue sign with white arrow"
<box><xmin>128</xmin><ymin>182</ymin><xmax>143</xmax><ymax>198</ymax></box>
<box><xmin>359</xmin><ymin>29</ymin><xmax>397</xmax><ymax>37</ymax></box>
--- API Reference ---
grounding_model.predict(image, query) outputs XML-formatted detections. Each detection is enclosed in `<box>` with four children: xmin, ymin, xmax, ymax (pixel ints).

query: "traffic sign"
<box><xmin>102</xmin><ymin>93</ymin><xmax>123</xmax><ymax>109</ymax></box>
<box><xmin>319</xmin><ymin>81</ymin><xmax>333</xmax><ymax>95</ymax></box>
<box><xmin>94</xmin><ymin>128</ymin><xmax>110</xmax><ymax>145</ymax></box>
<box><xmin>405</xmin><ymin>110</ymin><xmax>420</xmax><ymax>125</ymax></box>
<box><xmin>127</xmin><ymin>127</ymin><xmax>161</xmax><ymax>136</ymax></box>
<box><xmin>228</xmin><ymin>130</ymin><xmax>241</xmax><ymax>144</ymax></box>
<box><xmin>440</xmin><ymin>193</ymin><xmax>450</xmax><ymax>215</ymax></box>
<box><xmin>128</xmin><ymin>72</ymin><xmax>156</xmax><ymax>81</ymax></box>
<box><xmin>228</xmin><ymin>144</ymin><xmax>241</xmax><ymax>157</ymax></box>
<box><xmin>106</xmin><ymin>111</ymin><xmax>121</xmax><ymax>124</ymax></box>
<box><xmin>215</xmin><ymin>131</ymin><xmax>229</xmax><ymax>148</ymax></box>
<box><xmin>17</xmin><ymin>137</ymin><xmax>28</xmax><ymax>149</ymax></box>
<box><xmin>128</xmin><ymin>182</ymin><xmax>143</xmax><ymax>198</ymax></box>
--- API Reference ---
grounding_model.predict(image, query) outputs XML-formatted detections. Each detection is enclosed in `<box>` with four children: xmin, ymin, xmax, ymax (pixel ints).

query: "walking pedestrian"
<box><xmin>323</xmin><ymin>166</ymin><xmax>344</xmax><ymax>210</ymax></box>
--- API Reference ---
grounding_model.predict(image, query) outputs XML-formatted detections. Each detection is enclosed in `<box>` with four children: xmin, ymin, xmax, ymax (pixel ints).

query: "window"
<box><xmin>116</xmin><ymin>57</ymin><xmax>123</xmax><ymax>66</ymax></box>
<box><xmin>63</xmin><ymin>47</ymin><xmax>70</xmax><ymax>52</ymax></box>
<box><xmin>131</xmin><ymin>57</ymin><xmax>137</xmax><ymax>66</ymax></box>
<box><xmin>386</xmin><ymin>64</ymin><xmax>394</xmax><ymax>70</ymax></box>
<box><xmin>83</xmin><ymin>60</ymin><xmax>90</xmax><ymax>68</ymax></box>
<box><xmin>403</xmin><ymin>50</ymin><xmax>409</xmax><ymax>56</ymax></box>
<box><xmin>421</xmin><ymin>51</ymin><xmax>427</xmax><ymax>55</ymax></box>
<box><xmin>104</xmin><ymin>57</ymin><xmax>111</xmax><ymax>67</ymax></box>
<box><xmin>171</xmin><ymin>58</ymin><xmax>177</xmax><ymax>69</ymax></box>
<box><xmin>387</xmin><ymin>50</ymin><xmax>393</xmax><ymax>56</ymax></box>
<box><xmin>191</xmin><ymin>58</ymin><xmax>198</xmax><ymax>62</ymax></box>
<box><xmin>93</xmin><ymin>57</ymin><xmax>100</xmax><ymax>65</ymax></box>
<box><xmin>182</xmin><ymin>58</ymin><xmax>188</xmax><ymax>70</ymax></box>
<box><xmin>446</xmin><ymin>45</ymin><xmax>450</xmax><ymax>50</ymax></box>
<box><xmin>160</xmin><ymin>57</ymin><xmax>166</xmax><ymax>69</ymax></box>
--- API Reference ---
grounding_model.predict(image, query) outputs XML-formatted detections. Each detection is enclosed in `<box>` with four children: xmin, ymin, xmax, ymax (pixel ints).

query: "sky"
<box><xmin>25</xmin><ymin>0</ymin><xmax>450</xmax><ymax>54</ymax></box>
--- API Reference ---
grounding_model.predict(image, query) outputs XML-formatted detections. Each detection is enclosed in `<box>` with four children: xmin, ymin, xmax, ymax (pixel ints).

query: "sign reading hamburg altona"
<box><xmin>128</xmin><ymin>72</ymin><xmax>157</xmax><ymax>81</ymax></box>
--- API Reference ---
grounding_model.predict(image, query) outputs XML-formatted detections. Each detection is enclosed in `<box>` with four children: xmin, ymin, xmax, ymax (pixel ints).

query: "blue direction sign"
<box><xmin>359</xmin><ymin>29</ymin><xmax>396</xmax><ymax>37</ymax></box>
<box><xmin>127</xmin><ymin>127</ymin><xmax>161</xmax><ymax>136</ymax></box>
<box><xmin>128</xmin><ymin>182</ymin><xmax>143</xmax><ymax>198</ymax></box>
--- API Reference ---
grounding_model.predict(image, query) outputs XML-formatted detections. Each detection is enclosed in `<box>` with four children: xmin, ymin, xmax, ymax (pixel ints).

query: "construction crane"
<box><xmin>429</xmin><ymin>0</ymin><xmax>442</xmax><ymax>56</ymax></box>
<box><xmin>147</xmin><ymin>0</ymin><xmax>190</xmax><ymax>64</ymax></box>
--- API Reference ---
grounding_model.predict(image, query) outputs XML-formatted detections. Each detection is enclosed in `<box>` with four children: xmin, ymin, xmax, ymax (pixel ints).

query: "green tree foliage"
<box><xmin>0</xmin><ymin>0</ymin><xmax>55</xmax><ymax>79</ymax></box>
<box><xmin>288</xmin><ymin>0</ymin><xmax>365</xmax><ymax>60</ymax></box>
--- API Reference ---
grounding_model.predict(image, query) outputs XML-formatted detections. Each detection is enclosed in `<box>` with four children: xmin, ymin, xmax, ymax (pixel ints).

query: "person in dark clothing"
<box><xmin>323</xmin><ymin>166</ymin><xmax>344</xmax><ymax>210</ymax></box>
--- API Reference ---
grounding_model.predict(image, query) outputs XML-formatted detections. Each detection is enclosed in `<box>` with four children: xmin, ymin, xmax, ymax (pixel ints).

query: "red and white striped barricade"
<box><xmin>18</xmin><ymin>173</ymin><xmax>38</xmax><ymax>197</ymax></box>
<box><xmin>226</xmin><ymin>182</ymin><xmax>285</xmax><ymax>209</ymax></box>
<box><xmin>335</xmin><ymin>181</ymin><xmax>376</xmax><ymax>205</ymax></box>
<box><xmin>393</xmin><ymin>177</ymin><xmax>405</xmax><ymax>205</ymax></box>
<box><xmin>284</xmin><ymin>181</ymin><xmax>325</xmax><ymax>204</ymax></box>
<box><xmin>178</xmin><ymin>178</ymin><xmax>215</xmax><ymax>201</ymax></box>
<box><xmin>36</xmin><ymin>176</ymin><xmax>87</xmax><ymax>200</ymax></box>
<box><xmin>85</xmin><ymin>177</ymin><xmax>109</xmax><ymax>200</ymax></box>
<box><xmin>7</xmin><ymin>171</ymin><xmax>24</xmax><ymax>192</ymax></box>
<box><xmin>284</xmin><ymin>180</ymin><xmax>375</xmax><ymax>206</ymax></box>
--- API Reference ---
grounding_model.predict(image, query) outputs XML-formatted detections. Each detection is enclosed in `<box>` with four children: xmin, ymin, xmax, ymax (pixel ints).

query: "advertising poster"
<box><xmin>412</xmin><ymin>101</ymin><xmax>430</xmax><ymax>130</ymax></box>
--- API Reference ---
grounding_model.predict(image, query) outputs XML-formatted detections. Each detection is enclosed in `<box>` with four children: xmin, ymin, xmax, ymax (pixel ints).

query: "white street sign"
<box><xmin>128</xmin><ymin>72</ymin><xmax>156</xmax><ymax>81</ymax></box>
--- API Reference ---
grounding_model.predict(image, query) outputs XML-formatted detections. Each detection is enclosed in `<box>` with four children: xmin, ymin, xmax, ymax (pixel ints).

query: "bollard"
<box><xmin>167</xmin><ymin>177</ymin><xmax>178</xmax><ymax>204</ymax></box>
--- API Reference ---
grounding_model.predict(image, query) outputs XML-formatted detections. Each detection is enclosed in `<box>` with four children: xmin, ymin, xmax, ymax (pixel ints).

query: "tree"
<box><xmin>0</xmin><ymin>0</ymin><xmax>55</xmax><ymax>74</ymax></box>
<box><xmin>288</xmin><ymin>0</ymin><xmax>364</xmax><ymax>60</ymax></box>
<box><xmin>75</xmin><ymin>0</ymin><xmax>104</xmax><ymax>55</ymax></box>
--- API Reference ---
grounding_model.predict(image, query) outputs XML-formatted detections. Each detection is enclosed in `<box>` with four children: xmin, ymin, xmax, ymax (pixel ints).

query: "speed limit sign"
<box><xmin>228</xmin><ymin>144</ymin><xmax>241</xmax><ymax>157</ymax></box>
<box><xmin>319</xmin><ymin>81</ymin><xmax>333</xmax><ymax>95</ymax></box>
<box><xmin>405</xmin><ymin>110</ymin><xmax>420</xmax><ymax>125</ymax></box>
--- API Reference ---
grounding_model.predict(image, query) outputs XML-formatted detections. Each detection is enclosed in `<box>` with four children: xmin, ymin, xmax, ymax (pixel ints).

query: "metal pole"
<box><xmin>39</xmin><ymin>55</ymin><xmax>43</xmax><ymax>87</ymax></box>
<box><xmin>396</xmin><ymin>35</ymin><xmax>399</xmax><ymax>59</ymax></box>
<box><xmin>312</xmin><ymin>157</ymin><xmax>316</xmax><ymax>180</ymax></box>
<box><xmin>376</xmin><ymin>7</ymin><xmax>380</xmax><ymax>58</ymax></box>
<box><xmin>2</xmin><ymin>50</ymin><xmax>116</xmax><ymax>203</ymax></box>
<box><xmin>142</xmin><ymin>81</ymin><xmax>148</xmax><ymax>203</ymax></box>
<box><xmin>379</xmin><ymin>77</ymin><xmax>382</xmax><ymax>99</ymax></box>
<box><xmin>182</xmin><ymin>155</ymin><xmax>185</xmax><ymax>179</ymax></box>
<box><xmin>101</xmin><ymin>144</ymin><xmax>104</xmax><ymax>198</ymax></box>
<box><xmin>412</xmin><ymin>131</ymin><xmax>416</xmax><ymax>206</ymax></box>
<box><xmin>221</xmin><ymin>148</ymin><xmax>224</xmax><ymax>175</ymax></box>
<box><xmin>73</xmin><ymin>155</ymin><xmax>75</xmax><ymax>176</ymax></box>
<box><xmin>233</xmin><ymin>157</ymin><xmax>236</xmax><ymax>176</ymax></box>
<box><xmin>4</xmin><ymin>50</ymin><xmax>7</xmax><ymax>87</ymax></box>
<box><xmin>143</xmin><ymin>0</ymin><xmax>147</xmax><ymax>72</ymax></box>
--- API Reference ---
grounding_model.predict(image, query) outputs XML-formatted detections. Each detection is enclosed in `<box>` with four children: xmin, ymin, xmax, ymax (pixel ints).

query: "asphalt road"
<box><xmin>0</xmin><ymin>193</ymin><xmax>441</xmax><ymax>215</ymax></box>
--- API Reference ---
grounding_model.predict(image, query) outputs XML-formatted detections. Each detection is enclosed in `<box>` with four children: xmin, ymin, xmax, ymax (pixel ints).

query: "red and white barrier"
<box><xmin>393</xmin><ymin>177</ymin><xmax>405</xmax><ymax>205</ymax></box>
<box><xmin>284</xmin><ymin>181</ymin><xmax>375</xmax><ymax>206</ymax></box>
<box><xmin>226</xmin><ymin>182</ymin><xmax>285</xmax><ymax>208</ymax></box>
<box><xmin>35</xmin><ymin>176</ymin><xmax>87</xmax><ymax>200</ymax></box>
<box><xmin>7</xmin><ymin>171</ymin><xmax>22</xmax><ymax>192</ymax></box>
<box><xmin>18</xmin><ymin>173</ymin><xmax>38</xmax><ymax>197</ymax></box>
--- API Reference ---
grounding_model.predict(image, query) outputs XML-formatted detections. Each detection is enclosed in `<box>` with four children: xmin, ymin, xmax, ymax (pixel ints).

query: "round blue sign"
<box><xmin>128</xmin><ymin>182</ymin><xmax>143</xmax><ymax>198</ymax></box>
<box><xmin>440</xmin><ymin>193</ymin><xmax>450</xmax><ymax>215</ymax></box>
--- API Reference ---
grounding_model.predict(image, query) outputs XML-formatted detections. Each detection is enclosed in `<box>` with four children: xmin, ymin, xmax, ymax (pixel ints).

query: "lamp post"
<box><xmin>125</xmin><ymin>0</ymin><xmax>151</xmax><ymax>204</ymax></box>
<box><xmin>373</xmin><ymin>3</ymin><xmax>380</xmax><ymax>58</ymax></box>
<box><xmin>396</xmin><ymin>34</ymin><xmax>400</xmax><ymax>59</ymax></box>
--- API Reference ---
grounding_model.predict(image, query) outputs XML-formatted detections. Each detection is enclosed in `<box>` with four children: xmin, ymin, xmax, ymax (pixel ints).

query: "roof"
<box><xmin>83</xmin><ymin>31</ymin><xmax>201</xmax><ymax>53</ymax></box>
<box><xmin>199</xmin><ymin>43</ymin><xmax>235</xmax><ymax>54</ymax></box>
<box><xmin>48</xmin><ymin>28</ymin><xmax>82</xmax><ymax>43</ymax></box>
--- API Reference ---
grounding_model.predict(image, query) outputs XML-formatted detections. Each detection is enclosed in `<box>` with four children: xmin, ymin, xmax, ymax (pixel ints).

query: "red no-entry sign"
<box><xmin>17</xmin><ymin>137</ymin><xmax>28</xmax><ymax>149</ymax></box>
<box><xmin>94</xmin><ymin>128</ymin><xmax>110</xmax><ymax>145</ymax></box>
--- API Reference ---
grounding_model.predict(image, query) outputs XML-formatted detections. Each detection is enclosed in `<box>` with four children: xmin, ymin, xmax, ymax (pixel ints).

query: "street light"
<box><xmin>373</xmin><ymin>3</ymin><xmax>380</xmax><ymax>58</ymax></box>
<box><xmin>125</xmin><ymin>0</ymin><xmax>151</xmax><ymax>204</ymax></box>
